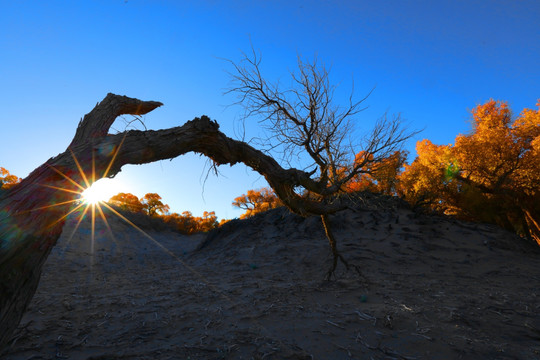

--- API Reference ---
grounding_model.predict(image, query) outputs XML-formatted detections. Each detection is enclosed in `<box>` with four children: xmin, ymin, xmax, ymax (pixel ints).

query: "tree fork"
<box><xmin>0</xmin><ymin>93</ymin><xmax>349</xmax><ymax>349</ymax></box>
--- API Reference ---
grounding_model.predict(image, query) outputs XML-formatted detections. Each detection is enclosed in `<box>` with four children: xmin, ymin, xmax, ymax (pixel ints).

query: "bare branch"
<box><xmin>70</xmin><ymin>93</ymin><xmax>162</xmax><ymax>146</ymax></box>
<box><xmin>225</xmin><ymin>48</ymin><xmax>417</xmax><ymax>198</ymax></box>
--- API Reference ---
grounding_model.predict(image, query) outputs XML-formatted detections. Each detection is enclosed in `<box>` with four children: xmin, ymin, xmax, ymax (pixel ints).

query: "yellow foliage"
<box><xmin>141</xmin><ymin>193</ymin><xmax>170</xmax><ymax>217</ymax></box>
<box><xmin>232</xmin><ymin>187</ymin><xmax>283</xmax><ymax>219</ymax></box>
<box><xmin>0</xmin><ymin>167</ymin><xmax>22</xmax><ymax>189</ymax></box>
<box><xmin>342</xmin><ymin>151</ymin><xmax>407</xmax><ymax>196</ymax></box>
<box><xmin>400</xmin><ymin>100</ymin><xmax>540</xmax><ymax>244</ymax></box>
<box><xmin>108</xmin><ymin>192</ymin><xmax>144</xmax><ymax>213</ymax></box>
<box><xmin>108</xmin><ymin>191</ymin><xmax>219</xmax><ymax>234</ymax></box>
<box><xmin>162</xmin><ymin>210</ymin><xmax>218</xmax><ymax>234</ymax></box>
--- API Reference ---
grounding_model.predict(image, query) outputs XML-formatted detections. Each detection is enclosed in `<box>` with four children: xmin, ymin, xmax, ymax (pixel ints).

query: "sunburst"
<box><xmin>34</xmin><ymin>138</ymin><xmax>215</xmax><ymax>288</ymax></box>
<box><xmin>80</xmin><ymin>182</ymin><xmax>106</xmax><ymax>205</ymax></box>
<box><xmin>35</xmin><ymin>145</ymin><xmax>123</xmax><ymax>256</ymax></box>
<box><xmin>26</xmin><ymin>131</ymin><xmax>266</xmax><ymax>343</ymax></box>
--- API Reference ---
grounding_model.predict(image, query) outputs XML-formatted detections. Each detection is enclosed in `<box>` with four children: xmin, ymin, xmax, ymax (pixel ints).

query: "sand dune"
<box><xmin>2</xmin><ymin>194</ymin><xmax>540</xmax><ymax>359</ymax></box>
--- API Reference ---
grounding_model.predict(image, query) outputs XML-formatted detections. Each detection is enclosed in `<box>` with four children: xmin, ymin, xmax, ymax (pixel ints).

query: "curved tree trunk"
<box><xmin>0</xmin><ymin>93</ymin><xmax>346</xmax><ymax>349</ymax></box>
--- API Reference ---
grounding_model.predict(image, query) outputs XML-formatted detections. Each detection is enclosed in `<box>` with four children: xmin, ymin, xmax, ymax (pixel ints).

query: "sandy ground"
<box><xmin>2</xmin><ymin>195</ymin><xmax>540</xmax><ymax>359</ymax></box>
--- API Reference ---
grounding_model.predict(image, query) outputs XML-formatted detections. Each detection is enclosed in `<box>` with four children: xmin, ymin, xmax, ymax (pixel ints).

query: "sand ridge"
<box><xmin>2</xmin><ymin>195</ymin><xmax>540</xmax><ymax>359</ymax></box>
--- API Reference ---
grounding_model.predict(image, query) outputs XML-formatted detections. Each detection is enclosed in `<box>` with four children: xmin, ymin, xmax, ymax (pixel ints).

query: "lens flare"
<box><xmin>39</xmin><ymin>144</ymin><xmax>232</xmax><ymax>302</ymax></box>
<box><xmin>81</xmin><ymin>178</ymin><xmax>121</xmax><ymax>205</ymax></box>
<box><xmin>81</xmin><ymin>186</ymin><xmax>102</xmax><ymax>205</ymax></box>
<box><xmin>33</xmin><ymin>134</ymin><xmax>266</xmax><ymax>340</ymax></box>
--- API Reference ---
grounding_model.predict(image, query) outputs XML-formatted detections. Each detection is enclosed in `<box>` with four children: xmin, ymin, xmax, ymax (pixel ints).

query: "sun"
<box><xmin>81</xmin><ymin>185</ymin><xmax>103</xmax><ymax>205</ymax></box>
<box><xmin>80</xmin><ymin>178</ymin><xmax>121</xmax><ymax>205</ymax></box>
<box><xmin>40</xmin><ymin>148</ymin><xmax>217</xmax><ymax>313</ymax></box>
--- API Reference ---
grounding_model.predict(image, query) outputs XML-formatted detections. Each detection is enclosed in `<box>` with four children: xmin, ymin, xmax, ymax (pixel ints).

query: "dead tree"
<box><xmin>226</xmin><ymin>50</ymin><xmax>416</xmax><ymax>277</ymax></box>
<box><xmin>0</xmin><ymin>87</ymin><xmax>413</xmax><ymax>348</ymax></box>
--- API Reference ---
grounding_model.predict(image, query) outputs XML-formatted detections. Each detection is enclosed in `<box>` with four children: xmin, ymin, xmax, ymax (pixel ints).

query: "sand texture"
<box><xmin>2</xmin><ymin>195</ymin><xmax>540</xmax><ymax>359</ymax></box>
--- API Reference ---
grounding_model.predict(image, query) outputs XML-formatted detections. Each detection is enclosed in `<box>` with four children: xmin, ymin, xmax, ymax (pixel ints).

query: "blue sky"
<box><xmin>1</xmin><ymin>0</ymin><xmax>539</xmax><ymax>219</ymax></box>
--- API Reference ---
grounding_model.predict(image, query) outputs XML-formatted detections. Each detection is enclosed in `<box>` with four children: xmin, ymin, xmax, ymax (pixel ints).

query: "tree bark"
<box><xmin>0</xmin><ymin>93</ymin><xmax>347</xmax><ymax>349</ymax></box>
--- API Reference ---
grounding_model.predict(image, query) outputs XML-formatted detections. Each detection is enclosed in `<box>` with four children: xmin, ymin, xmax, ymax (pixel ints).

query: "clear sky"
<box><xmin>1</xmin><ymin>0</ymin><xmax>539</xmax><ymax>220</ymax></box>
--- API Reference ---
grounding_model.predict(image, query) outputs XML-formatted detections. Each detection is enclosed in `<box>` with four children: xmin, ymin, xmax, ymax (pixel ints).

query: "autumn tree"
<box><xmin>177</xmin><ymin>211</ymin><xmax>197</xmax><ymax>233</ymax></box>
<box><xmin>184</xmin><ymin>211</ymin><xmax>218</xmax><ymax>233</ymax></box>
<box><xmin>197</xmin><ymin>211</ymin><xmax>219</xmax><ymax>232</ymax></box>
<box><xmin>162</xmin><ymin>212</ymin><xmax>189</xmax><ymax>233</ymax></box>
<box><xmin>0</xmin><ymin>167</ymin><xmax>21</xmax><ymax>190</ymax></box>
<box><xmin>342</xmin><ymin>150</ymin><xmax>407</xmax><ymax>195</ymax></box>
<box><xmin>141</xmin><ymin>193</ymin><xmax>170</xmax><ymax>217</ymax></box>
<box><xmin>232</xmin><ymin>187</ymin><xmax>283</xmax><ymax>219</ymax></box>
<box><xmin>109</xmin><ymin>192</ymin><xmax>144</xmax><ymax>213</ymax></box>
<box><xmin>162</xmin><ymin>210</ymin><xmax>218</xmax><ymax>234</ymax></box>
<box><xmin>399</xmin><ymin>100</ymin><xmax>540</xmax><ymax>244</ymax></box>
<box><xmin>218</xmin><ymin>218</ymin><xmax>230</xmax><ymax>226</ymax></box>
<box><xmin>162</xmin><ymin>212</ymin><xmax>191</xmax><ymax>233</ymax></box>
<box><xmin>398</xmin><ymin>139</ymin><xmax>459</xmax><ymax>213</ymax></box>
<box><xmin>227</xmin><ymin>50</ymin><xmax>416</xmax><ymax>275</ymax></box>
<box><xmin>108</xmin><ymin>191</ymin><xmax>218</xmax><ymax>233</ymax></box>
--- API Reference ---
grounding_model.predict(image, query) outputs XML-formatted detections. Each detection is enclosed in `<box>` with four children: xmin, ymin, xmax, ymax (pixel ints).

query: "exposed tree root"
<box><xmin>320</xmin><ymin>214</ymin><xmax>363</xmax><ymax>280</ymax></box>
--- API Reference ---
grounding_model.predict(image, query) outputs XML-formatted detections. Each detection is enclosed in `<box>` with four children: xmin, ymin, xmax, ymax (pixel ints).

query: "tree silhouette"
<box><xmin>0</xmin><ymin>77</ymin><xmax>413</xmax><ymax>345</ymax></box>
<box><xmin>227</xmin><ymin>49</ymin><xmax>416</xmax><ymax>275</ymax></box>
<box><xmin>400</xmin><ymin>100</ymin><xmax>540</xmax><ymax>244</ymax></box>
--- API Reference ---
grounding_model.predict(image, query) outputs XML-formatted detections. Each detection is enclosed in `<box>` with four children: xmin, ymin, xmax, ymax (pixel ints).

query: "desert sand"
<box><xmin>2</xmin><ymin>194</ymin><xmax>540</xmax><ymax>359</ymax></box>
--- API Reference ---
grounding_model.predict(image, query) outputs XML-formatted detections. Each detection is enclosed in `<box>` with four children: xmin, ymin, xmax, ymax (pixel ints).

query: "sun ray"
<box><xmin>46</xmin><ymin>201</ymin><xmax>86</xmax><ymax>229</ymax></box>
<box><xmin>39</xmin><ymin>135</ymin><xmax>121</xmax><ymax>235</ymax></box>
<box><xmin>92</xmin><ymin>150</ymin><xmax>96</xmax><ymax>185</ymax></box>
<box><xmin>39</xmin><ymin>143</ymin><xmax>240</xmax><ymax>317</ymax></box>
<box><xmin>95</xmin><ymin>202</ymin><xmax>119</xmax><ymax>247</ymax></box>
<box><xmin>63</xmin><ymin>202</ymin><xmax>92</xmax><ymax>249</ymax></box>
<box><xmin>90</xmin><ymin>203</ymin><xmax>96</xmax><ymax>259</ymax></box>
<box><xmin>26</xmin><ymin>198</ymin><xmax>82</xmax><ymax>213</ymax></box>
<box><xmin>69</xmin><ymin>147</ymin><xmax>91</xmax><ymax>189</ymax></box>
<box><xmin>100</xmin><ymin>202</ymin><xmax>236</xmax><ymax>302</ymax></box>
<box><xmin>102</xmin><ymin>133</ymin><xmax>127</xmax><ymax>179</ymax></box>
<box><xmin>100</xmin><ymin>202</ymin><xmax>158</xmax><ymax>244</ymax></box>
<box><xmin>39</xmin><ymin>144</ymin><xmax>257</xmax><ymax>333</ymax></box>
<box><xmin>40</xmin><ymin>184</ymin><xmax>83</xmax><ymax>195</ymax></box>
<box><xmin>46</xmin><ymin>164</ymin><xmax>86</xmax><ymax>192</ymax></box>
